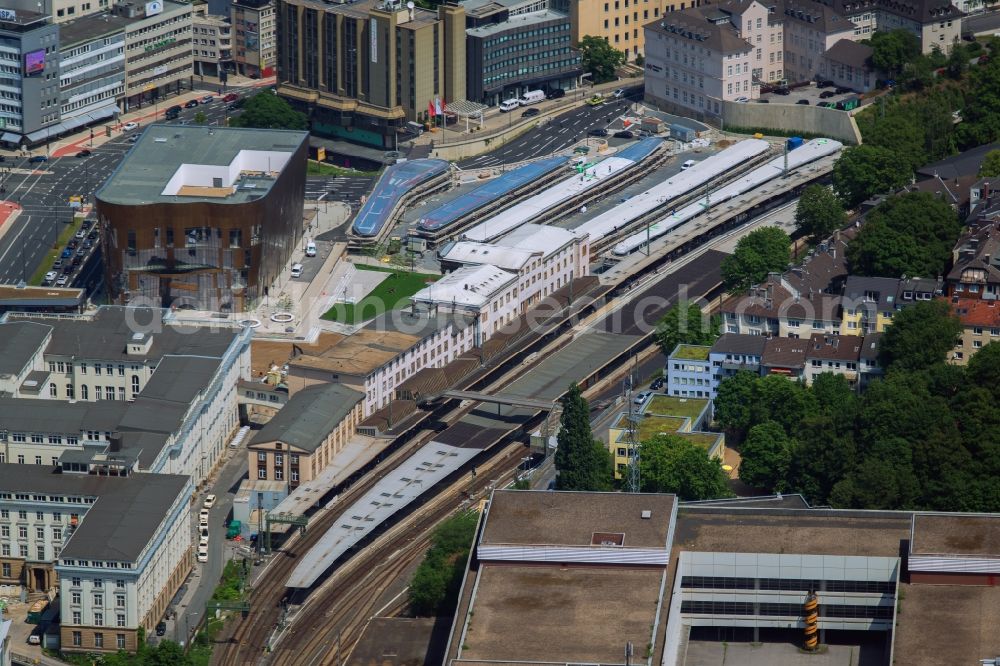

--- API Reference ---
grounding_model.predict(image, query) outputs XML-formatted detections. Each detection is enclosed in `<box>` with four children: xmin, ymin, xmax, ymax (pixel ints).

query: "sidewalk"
<box><xmin>0</xmin><ymin>201</ymin><xmax>22</xmax><ymax>245</ymax></box>
<box><xmin>35</xmin><ymin>76</ymin><xmax>276</xmax><ymax>159</ymax></box>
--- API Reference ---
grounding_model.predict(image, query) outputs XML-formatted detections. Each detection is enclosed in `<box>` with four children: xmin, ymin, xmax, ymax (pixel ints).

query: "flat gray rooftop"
<box><xmin>0</xmin><ymin>464</ymin><xmax>188</xmax><ymax>563</ymax></box>
<box><xmin>58</xmin><ymin>12</ymin><xmax>130</xmax><ymax>47</ymax></box>
<box><xmin>910</xmin><ymin>513</ymin><xmax>1000</xmax><ymax>557</ymax></box>
<box><xmin>467</xmin><ymin>9</ymin><xmax>570</xmax><ymax>37</ymax></box>
<box><xmin>0</xmin><ymin>321</ymin><xmax>50</xmax><ymax>377</ymax></box>
<box><xmin>96</xmin><ymin>125</ymin><xmax>307</xmax><ymax>206</ymax></box>
<box><xmin>482</xmin><ymin>490</ymin><xmax>674</xmax><ymax>549</ymax></box>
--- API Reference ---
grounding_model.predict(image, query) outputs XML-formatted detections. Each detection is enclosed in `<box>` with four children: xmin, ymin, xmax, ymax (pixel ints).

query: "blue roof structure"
<box><xmin>351</xmin><ymin>159</ymin><xmax>450</xmax><ymax>237</ymax></box>
<box><xmin>615</xmin><ymin>136</ymin><xmax>665</xmax><ymax>163</ymax></box>
<box><xmin>416</xmin><ymin>156</ymin><xmax>568</xmax><ymax>233</ymax></box>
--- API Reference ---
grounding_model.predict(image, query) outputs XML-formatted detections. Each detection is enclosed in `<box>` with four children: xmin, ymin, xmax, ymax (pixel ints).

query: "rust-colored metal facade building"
<box><xmin>95</xmin><ymin>125</ymin><xmax>308</xmax><ymax>311</ymax></box>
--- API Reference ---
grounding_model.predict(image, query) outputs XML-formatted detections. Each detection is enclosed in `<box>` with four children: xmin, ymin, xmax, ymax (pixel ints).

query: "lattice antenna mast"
<box><xmin>624</xmin><ymin>370</ymin><xmax>641</xmax><ymax>493</ymax></box>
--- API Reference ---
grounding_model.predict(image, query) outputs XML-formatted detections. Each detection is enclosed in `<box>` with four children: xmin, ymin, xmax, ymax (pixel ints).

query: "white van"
<box><xmin>290</xmin><ymin>263</ymin><xmax>304</xmax><ymax>278</ymax></box>
<box><xmin>499</xmin><ymin>98</ymin><xmax>520</xmax><ymax>112</ymax></box>
<box><xmin>305</xmin><ymin>241</ymin><xmax>317</xmax><ymax>257</ymax></box>
<box><xmin>518</xmin><ymin>90</ymin><xmax>545</xmax><ymax>106</ymax></box>
<box><xmin>681</xmin><ymin>159</ymin><xmax>697</xmax><ymax>170</ymax></box>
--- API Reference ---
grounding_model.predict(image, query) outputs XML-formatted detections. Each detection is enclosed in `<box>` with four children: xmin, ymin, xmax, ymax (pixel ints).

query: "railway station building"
<box><xmin>447</xmin><ymin>490</ymin><xmax>1000</xmax><ymax>666</ymax></box>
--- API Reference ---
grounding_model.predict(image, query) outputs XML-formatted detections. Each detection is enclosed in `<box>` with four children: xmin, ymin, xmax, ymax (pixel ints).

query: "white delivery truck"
<box><xmin>499</xmin><ymin>98</ymin><xmax>520</xmax><ymax>112</ymax></box>
<box><xmin>519</xmin><ymin>90</ymin><xmax>545</xmax><ymax>106</ymax></box>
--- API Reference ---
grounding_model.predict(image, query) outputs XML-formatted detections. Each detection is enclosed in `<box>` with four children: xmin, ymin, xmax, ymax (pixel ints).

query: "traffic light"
<box><xmin>105</xmin><ymin>125</ymin><xmax>112</xmax><ymax>137</ymax></box>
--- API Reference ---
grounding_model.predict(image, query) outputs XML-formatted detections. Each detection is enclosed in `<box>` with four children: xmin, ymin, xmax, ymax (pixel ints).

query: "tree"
<box><xmin>578</xmin><ymin>35</ymin><xmax>625</xmax><ymax>83</ymax></box>
<box><xmin>877</xmin><ymin>300</ymin><xmax>962</xmax><ymax>372</ymax></box>
<box><xmin>738</xmin><ymin>421</ymin><xmax>793</xmax><ymax>492</ymax></box>
<box><xmin>228</xmin><ymin>92</ymin><xmax>308</xmax><ymax>130</ymax></box>
<box><xmin>193</xmin><ymin>111</ymin><xmax>207</xmax><ymax>125</ymax></box>
<box><xmin>870</xmin><ymin>29</ymin><xmax>921</xmax><ymax>78</ymax></box>
<box><xmin>966</xmin><ymin>342</ymin><xmax>1000</xmax><ymax>398</ymax></box>
<box><xmin>554</xmin><ymin>383</ymin><xmax>613</xmax><ymax>490</ymax></box>
<box><xmin>720</xmin><ymin>226</ymin><xmax>791</xmax><ymax>292</ymax></box>
<box><xmin>846</xmin><ymin>192</ymin><xmax>961</xmax><ymax>278</ymax></box>
<box><xmin>639</xmin><ymin>434</ymin><xmax>732</xmax><ymax>500</ymax></box>
<box><xmin>408</xmin><ymin>511</ymin><xmax>478</xmax><ymax>616</ymax></box>
<box><xmin>749</xmin><ymin>374</ymin><xmax>817</xmax><ymax>436</ymax></box>
<box><xmin>713</xmin><ymin>370</ymin><xmax>756</xmax><ymax>438</ymax></box>
<box><xmin>654</xmin><ymin>300</ymin><xmax>719</xmax><ymax>356</ymax></box>
<box><xmin>832</xmin><ymin>144</ymin><xmax>911</xmax><ymax>208</ymax></box>
<box><xmin>795</xmin><ymin>184</ymin><xmax>846</xmax><ymax>244</ymax></box>
<box><xmin>980</xmin><ymin>150</ymin><xmax>1000</xmax><ymax>178</ymax></box>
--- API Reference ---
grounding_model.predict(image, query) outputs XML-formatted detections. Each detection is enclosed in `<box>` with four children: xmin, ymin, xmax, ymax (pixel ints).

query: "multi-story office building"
<box><xmin>0</xmin><ymin>11</ymin><xmax>62</xmax><ymax>147</ymax></box>
<box><xmin>57</xmin><ymin>13</ymin><xmax>126</xmax><ymax>131</ymax></box>
<box><xmin>121</xmin><ymin>0</ymin><xmax>193</xmax><ymax>111</ymax></box>
<box><xmin>0</xmin><ymin>464</ymin><xmax>190</xmax><ymax>653</ymax></box>
<box><xmin>275</xmin><ymin>0</ymin><xmax>466</xmax><ymax>147</ymax></box>
<box><xmin>191</xmin><ymin>5</ymin><xmax>232</xmax><ymax>77</ymax></box>
<box><xmin>462</xmin><ymin>0</ymin><xmax>581</xmax><ymax>105</ymax></box>
<box><xmin>567</xmin><ymin>0</ymin><xmax>699</xmax><ymax>60</ymax></box>
<box><xmin>231</xmin><ymin>0</ymin><xmax>275</xmax><ymax>78</ymax></box>
<box><xmin>0</xmin><ymin>306</ymin><xmax>251</xmax><ymax>485</ymax></box>
<box><xmin>95</xmin><ymin>126</ymin><xmax>308</xmax><ymax>311</ymax></box>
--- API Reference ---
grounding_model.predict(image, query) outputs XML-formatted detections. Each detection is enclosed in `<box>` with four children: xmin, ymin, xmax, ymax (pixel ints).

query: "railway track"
<box><xmin>270</xmin><ymin>442</ymin><xmax>525</xmax><ymax>666</ymax></box>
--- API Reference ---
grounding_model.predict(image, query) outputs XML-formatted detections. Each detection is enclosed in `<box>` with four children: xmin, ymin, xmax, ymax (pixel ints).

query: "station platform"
<box><xmin>351</xmin><ymin>159</ymin><xmax>450</xmax><ymax>238</ymax></box>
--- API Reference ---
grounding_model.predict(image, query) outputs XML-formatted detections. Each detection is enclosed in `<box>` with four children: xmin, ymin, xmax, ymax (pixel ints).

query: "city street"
<box><xmin>304</xmin><ymin>175</ymin><xmax>375</xmax><ymax>205</ymax></box>
<box><xmin>458</xmin><ymin>86</ymin><xmax>644</xmax><ymax>169</ymax></box>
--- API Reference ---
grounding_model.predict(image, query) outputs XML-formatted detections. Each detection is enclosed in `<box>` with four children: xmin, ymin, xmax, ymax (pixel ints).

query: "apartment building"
<box><xmin>708</xmin><ymin>333</ymin><xmax>766</xmax><ymax>390</ymax></box>
<box><xmin>231</xmin><ymin>0</ymin><xmax>275</xmax><ymax>77</ymax></box>
<box><xmin>0</xmin><ymin>464</ymin><xmax>191</xmax><ymax>654</ymax></box>
<box><xmin>439</xmin><ymin>224</ymin><xmax>589</xmax><ymax>311</ymax></box>
<box><xmin>817</xmin><ymin>38</ymin><xmax>879</xmax><ymax>93</ymax></box>
<box><xmin>664</xmin><ymin>344</ymin><xmax>711</xmax><ymax>398</ymax></box>
<box><xmin>948</xmin><ymin>298</ymin><xmax>1000</xmax><ymax>364</ymax></box>
<box><xmin>121</xmin><ymin>0</ymin><xmax>193</xmax><ymax>111</ymax></box>
<box><xmin>567</xmin><ymin>0</ymin><xmax>701</xmax><ymax>60</ymax></box>
<box><xmin>721</xmin><ymin>276</ymin><xmax>842</xmax><ymax>337</ymax></box>
<box><xmin>947</xmin><ymin>219</ymin><xmax>1000</xmax><ymax>300</ymax></box>
<box><xmin>58</xmin><ymin>13</ymin><xmax>126</xmax><ymax>128</ymax></box>
<box><xmin>803</xmin><ymin>333</ymin><xmax>862</xmax><ymax>385</ymax></box>
<box><xmin>191</xmin><ymin>6</ymin><xmax>232</xmax><ymax>77</ymax></box>
<box><xmin>275</xmin><ymin>0</ymin><xmax>466</xmax><ymax>147</ymax></box>
<box><xmin>462</xmin><ymin>0</ymin><xmax>582</xmax><ymax>105</ymax></box>
<box><xmin>247</xmin><ymin>383</ymin><xmax>364</xmax><ymax>488</ymax></box>
<box><xmin>285</xmin><ymin>310</ymin><xmax>477</xmax><ymax>415</ymax></box>
<box><xmin>0</xmin><ymin>306</ymin><xmax>251</xmax><ymax>485</ymax></box>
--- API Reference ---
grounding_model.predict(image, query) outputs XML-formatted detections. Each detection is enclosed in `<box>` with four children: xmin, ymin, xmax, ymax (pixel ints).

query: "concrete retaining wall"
<box><xmin>720</xmin><ymin>100</ymin><xmax>863</xmax><ymax>144</ymax></box>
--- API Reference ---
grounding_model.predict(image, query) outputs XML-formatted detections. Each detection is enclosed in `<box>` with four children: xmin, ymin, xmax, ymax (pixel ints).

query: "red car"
<box><xmin>223</xmin><ymin>93</ymin><xmax>239</xmax><ymax>103</ymax></box>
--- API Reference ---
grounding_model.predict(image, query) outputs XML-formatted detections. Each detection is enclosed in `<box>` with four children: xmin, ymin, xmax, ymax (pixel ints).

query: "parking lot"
<box><xmin>41</xmin><ymin>218</ymin><xmax>99</xmax><ymax>288</ymax></box>
<box><xmin>756</xmin><ymin>81</ymin><xmax>863</xmax><ymax>108</ymax></box>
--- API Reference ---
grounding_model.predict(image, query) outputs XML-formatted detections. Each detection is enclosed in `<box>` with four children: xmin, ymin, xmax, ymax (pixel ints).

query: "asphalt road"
<box><xmin>458</xmin><ymin>85</ymin><xmax>645</xmax><ymax>169</ymax></box>
<box><xmin>0</xmin><ymin>96</ymin><xmax>244</xmax><ymax>285</ymax></box>
<box><xmin>304</xmin><ymin>175</ymin><xmax>375</xmax><ymax>205</ymax></box>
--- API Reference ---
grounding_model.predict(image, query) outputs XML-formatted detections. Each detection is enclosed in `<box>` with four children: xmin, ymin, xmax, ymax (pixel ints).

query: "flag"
<box><xmin>428</xmin><ymin>100</ymin><xmax>436</xmax><ymax>117</ymax></box>
<box><xmin>434</xmin><ymin>97</ymin><xmax>443</xmax><ymax>115</ymax></box>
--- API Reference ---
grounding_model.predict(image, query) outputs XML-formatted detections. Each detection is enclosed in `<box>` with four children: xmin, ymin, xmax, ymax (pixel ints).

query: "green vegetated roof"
<box><xmin>647</xmin><ymin>395</ymin><xmax>708</xmax><ymax>421</ymax></box>
<box><xmin>672</xmin><ymin>344</ymin><xmax>710</xmax><ymax>360</ymax></box>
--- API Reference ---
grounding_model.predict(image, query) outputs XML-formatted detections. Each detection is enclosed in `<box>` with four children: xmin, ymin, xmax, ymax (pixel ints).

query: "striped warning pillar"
<box><xmin>803</xmin><ymin>591</ymin><xmax>819</xmax><ymax>651</ymax></box>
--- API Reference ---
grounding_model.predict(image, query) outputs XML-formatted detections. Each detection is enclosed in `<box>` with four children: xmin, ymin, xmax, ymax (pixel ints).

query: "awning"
<box><xmin>25</xmin><ymin>128</ymin><xmax>51</xmax><ymax>143</ymax></box>
<box><xmin>87</xmin><ymin>105</ymin><xmax>119</xmax><ymax>122</ymax></box>
<box><xmin>61</xmin><ymin>116</ymin><xmax>87</xmax><ymax>131</ymax></box>
<box><xmin>0</xmin><ymin>132</ymin><xmax>20</xmax><ymax>143</ymax></box>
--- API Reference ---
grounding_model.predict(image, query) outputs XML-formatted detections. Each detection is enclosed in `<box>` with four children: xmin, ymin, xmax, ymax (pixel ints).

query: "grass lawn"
<box><xmin>637</xmin><ymin>415</ymin><xmax>687</xmax><ymax>440</ymax></box>
<box><xmin>29</xmin><ymin>217</ymin><xmax>82</xmax><ymax>286</ymax></box>
<box><xmin>322</xmin><ymin>264</ymin><xmax>438</xmax><ymax>324</ymax></box>
<box><xmin>307</xmin><ymin>160</ymin><xmax>380</xmax><ymax>177</ymax></box>
<box><xmin>646</xmin><ymin>395</ymin><xmax>709</xmax><ymax>421</ymax></box>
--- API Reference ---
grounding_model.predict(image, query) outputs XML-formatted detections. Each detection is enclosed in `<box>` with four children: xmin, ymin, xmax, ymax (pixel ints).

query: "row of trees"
<box><xmin>408</xmin><ymin>510</ymin><xmax>479</xmax><ymax>616</ymax></box>
<box><xmin>718</xmin><ymin>300</ymin><xmax>1000</xmax><ymax>512</ymax></box>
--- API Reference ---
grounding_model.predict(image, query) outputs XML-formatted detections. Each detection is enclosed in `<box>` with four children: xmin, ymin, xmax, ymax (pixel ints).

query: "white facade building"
<box><xmin>411</xmin><ymin>264</ymin><xmax>521</xmax><ymax>341</ymax></box>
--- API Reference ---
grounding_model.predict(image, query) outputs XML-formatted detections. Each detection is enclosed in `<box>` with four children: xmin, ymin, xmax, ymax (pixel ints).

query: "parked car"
<box><xmin>815</xmin><ymin>79</ymin><xmax>834</xmax><ymax>88</ymax></box>
<box><xmin>612</xmin><ymin>88</ymin><xmax>626</xmax><ymax>98</ymax></box>
<box><xmin>87</xmin><ymin>230</ymin><xmax>98</xmax><ymax>240</ymax></box>
<box><xmin>76</xmin><ymin>248</ymin><xmax>87</xmax><ymax>258</ymax></box>
<box><xmin>155</xmin><ymin>622</ymin><xmax>167</xmax><ymax>637</ymax></box>
<box><xmin>43</xmin><ymin>271</ymin><xmax>57</xmax><ymax>284</ymax></box>
<box><xmin>75</xmin><ymin>229</ymin><xmax>86</xmax><ymax>240</ymax></box>
<box><xmin>184</xmin><ymin>99</ymin><xmax>199</xmax><ymax>109</ymax></box>
<box><xmin>650</xmin><ymin>377</ymin><xmax>665</xmax><ymax>391</ymax></box>
<box><xmin>27</xmin><ymin>633</ymin><xmax>41</xmax><ymax>645</ymax></box>
<box><xmin>56</xmin><ymin>276</ymin><xmax>68</xmax><ymax>287</ymax></box>
<box><xmin>204</xmin><ymin>494</ymin><xmax>216</xmax><ymax>509</ymax></box>
<box><xmin>633</xmin><ymin>390</ymin><xmax>652</xmax><ymax>405</ymax></box>
<box><xmin>521</xmin><ymin>107</ymin><xmax>541</xmax><ymax>118</ymax></box>
<box><xmin>201</xmin><ymin>95</ymin><xmax>214</xmax><ymax>104</ymax></box>
<box><xmin>819</xmin><ymin>90</ymin><xmax>837</xmax><ymax>99</ymax></box>
<box><xmin>52</xmin><ymin>260</ymin><xmax>63</xmax><ymax>269</ymax></box>
<box><xmin>83</xmin><ymin>239</ymin><xmax>93</xmax><ymax>249</ymax></box>
<box><xmin>76</xmin><ymin>149</ymin><xmax>92</xmax><ymax>158</ymax></box>
<box><xmin>197</xmin><ymin>544</ymin><xmax>208</xmax><ymax>563</ymax></box>
<box><xmin>546</xmin><ymin>88</ymin><xmax>566</xmax><ymax>99</ymax></box>
<box><xmin>199</xmin><ymin>526</ymin><xmax>209</xmax><ymax>541</ymax></box>
<box><xmin>774</xmin><ymin>87</ymin><xmax>791</xmax><ymax>95</ymax></box>
<box><xmin>62</xmin><ymin>263</ymin><xmax>74</xmax><ymax>274</ymax></box>
<box><xmin>588</xmin><ymin>127</ymin><xmax>609</xmax><ymax>137</ymax></box>
<box><xmin>60</xmin><ymin>248</ymin><xmax>72</xmax><ymax>259</ymax></box>
<box><xmin>127</xmin><ymin>135</ymin><xmax>139</xmax><ymax>143</ymax></box>
<box><xmin>122</xmin><ymin>121</ymin><xmax>139</xmax><ymax>131</ymax></box>
<box><xmin>734</xmin><ymin>96</ymin><xmax>750</xmax><ymax>103</ymax></box>
<box><xmin>796</xmin><ymin>99</ymin><xmax>810</xmax><ymax>105</ymax></box>
<box><xmin>68</xmin><ymin>239</ymin><xmax>78</xmax><ymax>249</ymax></box>
<box><xmin>834</xmin><ymin>86</ymin><xmax>852</xmax><ymax>94</ymax></box>
<box><xmin>613</xmin><ymin>130</ymin><xmax>635</xmax><ymax>139</ymax></box>
<box><xmin>223</xmin><ymin>93</ymin><xmax>239</xmax><ymax>102</ymax></box>
<box><xmin>757</xmin><ymin>98</ymin><xmax>770</xmax><ymax>103</ymax></box>
<box><xmin>72</xmin><ymin>256</ymin><xmax>82</xmax><ymax>267</ymax></box>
